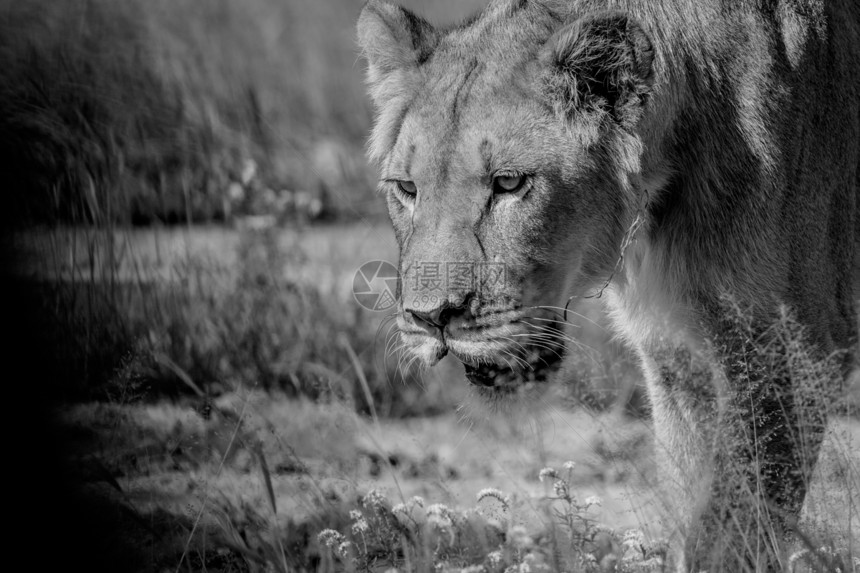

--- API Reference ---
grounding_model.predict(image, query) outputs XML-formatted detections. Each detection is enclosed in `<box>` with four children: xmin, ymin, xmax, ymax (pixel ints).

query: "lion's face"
<box><xmin>359</xmin><ymin>0</ymin><xmax>655</xmax><ymax>391</ymax></box>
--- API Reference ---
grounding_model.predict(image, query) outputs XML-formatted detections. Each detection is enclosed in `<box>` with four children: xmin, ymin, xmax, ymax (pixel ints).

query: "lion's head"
<box><xmin>358</xmin><ymin>0</ymin><xmax>659</xmax><ymax>392</ymax></box>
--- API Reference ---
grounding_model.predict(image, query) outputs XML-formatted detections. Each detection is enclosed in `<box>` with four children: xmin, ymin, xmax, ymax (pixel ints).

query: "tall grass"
<box><xmin>0</xmin><ymin>0</ymin><xmax>378</xmax><ymax>225</ymax></box>
<box><xmin>0</xmin><ymin>0</ymin><xmax>498</xmax><ymax>228</ymax></box>
<box><xmin>16</xmin><ymin>223</ymin><xmax>468</xmax><ymax>417</ymax></box>
<box><xmin>0</xmin><ymin>0</ymin><xmax>497</xmax><ymax>226</ymax></box>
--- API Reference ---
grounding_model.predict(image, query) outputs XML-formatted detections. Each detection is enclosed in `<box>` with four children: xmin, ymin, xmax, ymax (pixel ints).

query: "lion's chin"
<box><xmin>453</xmin><ymin>339</ymin><xmax>566</xmax><ymax>393</ymax></box>
<box><xmin>398</xmin><ymin>331</ymin><xmax>448</xmax><ymax>367</ymax></box>
<box><xmin>400</xmin><ymin>328</ymin><xmax>566</xmax><ymax>392</ymax></box>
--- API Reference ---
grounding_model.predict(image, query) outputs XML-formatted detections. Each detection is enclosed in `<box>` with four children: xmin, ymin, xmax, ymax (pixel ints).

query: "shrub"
<box><xmin>316</xmin><ymin>465</ymin><xmax>669</xmax><ymax>573</ymax></box>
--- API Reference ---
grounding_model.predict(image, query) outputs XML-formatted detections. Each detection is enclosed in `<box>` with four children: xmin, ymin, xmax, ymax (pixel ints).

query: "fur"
<box><xmin>358</xmin><ymin>0</ymin><xmax>859</xmax><ymax>569</ymax></box>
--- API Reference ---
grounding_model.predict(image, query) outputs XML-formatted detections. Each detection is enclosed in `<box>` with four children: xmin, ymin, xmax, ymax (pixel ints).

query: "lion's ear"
<box><xmin>357</xmin><ymin>0</ymin><xmax>438</xmax><ymax>107</ymax></box>
<box><xmin>542</xmin><ymin>12</ymin><xmax>654</xmax><ymax>129</ymax></box>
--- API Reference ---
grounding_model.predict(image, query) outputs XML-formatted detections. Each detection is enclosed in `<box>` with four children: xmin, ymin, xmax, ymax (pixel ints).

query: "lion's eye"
<box><xmin>493</xmin><ymin>174</ymin><xmax>526</xmax><ymax>194</ymax></box>
<box><xmin>395</xmin><ymin>180</ymin><xmax>417</xmax><ymax>200</ymax></box>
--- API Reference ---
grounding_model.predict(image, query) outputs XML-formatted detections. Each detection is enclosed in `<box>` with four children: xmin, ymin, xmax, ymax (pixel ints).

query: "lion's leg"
<box><xmin>639</xmin><ymin>344</ymin><xmax>720</xmax><ymax>569</ymax></box>
<box><xmin>682</xmin><ymin>322</ymin><xmax>833</xmax><ymax>572</ymax></box>
<box><xmin>686</xmin><ymin>381</ymin><xmax>828</xmax><ymax>571</ymax></box>
<box><xmin>641</xmin><ymin>330</ymin><xmax>832</xmax><ymax>572</ymax></box>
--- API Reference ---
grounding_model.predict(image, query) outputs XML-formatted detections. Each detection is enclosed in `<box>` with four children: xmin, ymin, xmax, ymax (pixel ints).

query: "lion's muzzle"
<box><xmin>398</xmin><ymin>295</ymin><xmax>566</xmax><ymax>389</ymax></box>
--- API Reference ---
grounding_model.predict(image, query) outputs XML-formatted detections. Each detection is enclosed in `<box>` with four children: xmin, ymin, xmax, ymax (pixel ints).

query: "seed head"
<box><xmin>361</xmin><ymin>489</ymin><xmax>388</xmax><ymax>509</ymax></box>
<box><xmin>317</xmin><ymin>529</ymin><xmax>345</xmax><ymax>548</ymax></box>
<box><xmin>351</xmin><ymin>518</ymin><xmax>370</xmax><ymax>535</ymax></box>
<box><xmin>336</xmin><ymin>541</ymin><xmax>352</xmax><ymax>559</ymax></box>
<box><xmin>538</xmin><ymin>467</ymin><xmax>558</xmax><ymax>482</ymax></box>
<box><xmin>487</xmin><ymin>550</ymin><xmax>504</xmax><ymax>566</ymax></box>
<box><xmin>426</xmin><ymin>503</ymin><xmax>454</xmax><ymax>527</ymax></box>
<box><xmin>477</xmin><ymin>487</ymin><xmax>510</xmax><ymax>506</ymax></box>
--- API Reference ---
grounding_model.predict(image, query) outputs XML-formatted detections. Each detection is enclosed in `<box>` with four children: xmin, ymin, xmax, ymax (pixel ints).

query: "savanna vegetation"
<box><xmin>1</xmin><ymin>0</ymin><xmax>857</xmax><ymax>572</ymax></box>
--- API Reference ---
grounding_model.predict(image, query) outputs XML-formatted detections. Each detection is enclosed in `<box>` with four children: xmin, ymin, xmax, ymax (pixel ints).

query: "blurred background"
<box><xmin>2</xmin><ymin>1</ymin><xmax>854</xmax><ymax>572</ymax></box>
<box><xmin>2</xmin><ymin>0</ymin><xmax>516</xmax><ymax>404</ymax></box>
<box><xmin>1</xmin><ymin>0</ymin><xmax>496</xmax><ymax>228</ymax></box>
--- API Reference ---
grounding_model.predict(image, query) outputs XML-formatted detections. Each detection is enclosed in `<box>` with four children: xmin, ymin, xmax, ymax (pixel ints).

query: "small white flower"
<box><xmin>622</xmin><ymin>528</ymin><xmax>646</xmax><ymax>551</ymax></box>
<box><xmin>427</xmin><ymin>503</ymin><xmax>452</xmax><ymax>516</ymax></box>
<box><xmin>487</xmin><ymin>550</ymin><xmax>504</xmax><ymax>566</ymax></box>
<box><xmin>563</xmin><ymin>461</ymin><xmax>576</xmax><ymax>471</ymax></box>
<box><xmin>552</xmin><ymin>480</ymin><xmax>568</xmax><ymax>497</ymax></box>
<box><xmin>392</xmin><ymin>503</ymin><xmax>407</xmax><ymax>515</ymax></box>
<box><xmin>538</xmin><ymin>467</ymin><xmax>558</xmax><ymax>482</ymax></box>
<box><xmin>317</xmin><ymin>529</ymin><xmax>345</xmax><ymax>548</ymax></box>
<box><xmin>362</xmin><ymin>489</ymin><xmax>388</xmax><ymax>509</ymax></box>
<box><xmin>426</xmin><ymin>503</ymin><xmax>454</xmax><ymax>527</ymax></box>
<box><xmin>349</xmin><ymin>509</ymin><xmax>363</xmax><ymax>520</ymax></box>
<box><xmin>584</xmin><ymin>495</ymin><xmax>603</xmax><ymax>507</ymax></box>
<box><xmin>477</xmin><ymin>488</ymin><xmax>510</xmax><ymax>506</ymax></box>
<box><xmin>522</xmin><ymin>553</ymin><xmax>544</xmax><ymax>571</ymax></box>
<box><xmin>351</xmin><ymin>518</ymin><xmax>370</xmax><ymax>535</ymax></box>
<box><xmin>336</xmin><ymin>541</ymin><xmax>352</xmax><ymax>559</ymax></box>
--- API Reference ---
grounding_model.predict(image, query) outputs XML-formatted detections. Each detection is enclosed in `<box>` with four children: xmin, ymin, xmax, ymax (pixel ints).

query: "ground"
<box><xmin>58</xmin><ymin>389</ymin><xmax>858</xmax><ymax>572</ymax></box>
<box><xmin>19</xmin><ymin>223</ymin><xmax>860</xmax><ymax>572</ymax></box>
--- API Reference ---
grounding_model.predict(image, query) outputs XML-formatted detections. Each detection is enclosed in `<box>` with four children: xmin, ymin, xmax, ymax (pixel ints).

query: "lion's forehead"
<box><xmin>424</xmin><ymin>32</ymin><xmax>544</xmax><ymax>93</ymax></box>
<box><xmin>390</xmin><ymin>99</ymin><xmax>563</xmax><ymax>185</ymax></box>
<box><xmin>377</xmin><ymin>3</ymin><xmax>583</xmax><ymax>183</ymax></box>
<box><xmin>372</xmin><ymin>2</ymin><xmax>572</xmax><ymax>174</ymax></box>
<box><xmin>385</xmin><ymin>62</ymin><xmax>558</xmax><ymax>179</ymax></box>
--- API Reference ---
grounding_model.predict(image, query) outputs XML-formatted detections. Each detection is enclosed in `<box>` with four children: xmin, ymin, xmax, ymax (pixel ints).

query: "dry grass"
<box><xmin>56</xmin><ymin>379</ymin><xmax>857</xmax><ymax>572</ymax></box>
<box><xmin>11</xmin><ymin>223</ymin><xmax>464</xmax><ymax>415</ymax></box>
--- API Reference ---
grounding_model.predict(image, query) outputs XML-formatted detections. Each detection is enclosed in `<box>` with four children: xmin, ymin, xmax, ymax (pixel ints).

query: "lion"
<box><xmin>357</xmin><ymin>0</ymin><xmax>859</xmax><ymax>569</ymax></box>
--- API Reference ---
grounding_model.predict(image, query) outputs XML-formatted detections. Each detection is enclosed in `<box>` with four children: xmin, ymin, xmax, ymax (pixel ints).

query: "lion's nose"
<box><xmin>406</xmin><ymin>302</ymin><xmax>467</xmax><ymax>333</ymax></box>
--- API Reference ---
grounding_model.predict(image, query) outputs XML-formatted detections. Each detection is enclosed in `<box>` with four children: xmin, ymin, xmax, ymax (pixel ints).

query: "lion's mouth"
<box><xmin>458</xmin><ymin>332</ymin><xmax>566</xmax><ymax>391</ymax></box>
<box><xmin>463</xmin><ymin>362</ymin><xmax>510</xmax><ymax>387</ymax></box>
<box><xmin>398</xmin><ymin>311</ymin><xmax>567</xmax><ymax>390</ymax></box>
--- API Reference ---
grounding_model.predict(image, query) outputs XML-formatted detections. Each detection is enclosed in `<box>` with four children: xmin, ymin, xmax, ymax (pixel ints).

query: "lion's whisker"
<box><xmin>530</xmin><ymin>305</ymin><xmax>606</xmax><ymax>330</ymax></box>
<box><xmin>522</xmin><ymin>315</ymin><xmax>580</xmax><ymax>328</ymax></box>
